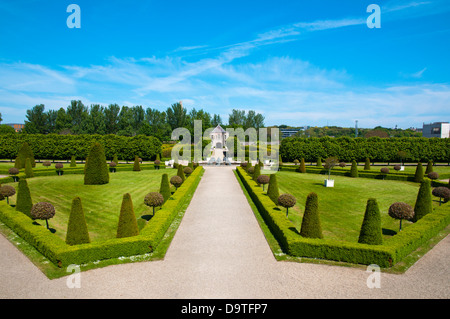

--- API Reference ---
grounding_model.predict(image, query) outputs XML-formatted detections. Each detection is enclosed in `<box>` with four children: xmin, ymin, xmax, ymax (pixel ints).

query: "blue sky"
<box><xmin>0</xmin><ymin>0</ymin><xmax>449</xmax><ymax>128</ymax></box>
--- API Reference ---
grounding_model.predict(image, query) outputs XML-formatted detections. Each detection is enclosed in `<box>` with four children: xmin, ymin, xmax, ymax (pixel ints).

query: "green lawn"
<box><xmin>4</xmin><ymin>169</ymin><xmax>177</xmax><ymax>242</ymax></box>
<box><xmin>272</xmin><ymin>171</ymin><xmax>443</xmax><ymax>243</ymax></box>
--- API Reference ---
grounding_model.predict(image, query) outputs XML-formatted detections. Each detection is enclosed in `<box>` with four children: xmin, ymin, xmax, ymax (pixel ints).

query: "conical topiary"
<box><xmin>84</xmin><ymin>142</ymin><xmax>109</xmax><ymax>185</ymax></box>
<box><xmin>133</xmin><ymin>155</ymin><xmax>141</xmax><ymax>171</ymax></box>
<box><xmin>65</xmin><ymin>197</ymin><xmax>90</xmax><ymax>245</ymax></box>
<box><xmin>15</xmin><ymin>179</ymin><xmax>33</xmax><ymax>218</ymax></box>
<box><xmin>412</xmin><ymin>178</ymin><xmax>432</xmax><ymax>222</ymax></box>
<box><xmin>113</xmin><ymin>154</ymin><xmax>119</xmax><ymax>165</ymax></box>
<box><xmin>70</xmin><ymin>155</ymin><xmax>77</xmax><ymax>168</ymax></box>
<box><xmin>298</xmin><ymin>158</ymin><xmax>306</xmax><ymax>173</ymax></box>
<box><xmin>267</xmin><ymin>173</ymin><xmax>280</xmax><ymax>205</ymax></box>
<box><xmin>414</xmin><ymin>162</ymin><xmax>424</xmax><ymax>183</ymax></box>
<box><xmin>25</xmin><ymin>158</ymin><xmax>34</xmax><ymax>178</ymax></box>
<box><xmin>116</xmin><ymin>193</ymin><xmax>139</xmax><ymax>238</ymax></box>
<box><xmin>16</xmin><ymin>142</ymin><xmax>35</xmax><ymax>168</ymax></box>
<box><xmin>160</xmin><ymin>173</ymin><xmax>171</xmax><ymax>203</ymax></box>
<box><xmin>177</xmin><ymin>164</ymin><xmax>185</xmax><ymax>182</ymax></box>
<box><xmin>300</xmin><ymin>192</ymin><xmax>323</xmax><ymax>239</ymax></box>
<box><xmin>14</xmin><ymin>156</ymin><xmax>21</xmax><ymax>170</ymax></box>
<box><xmin>358</xmin><ymin>198</ymin><xmax>383</xmax><ymax>245</ymax></box>
<box><xmin>253</xmin><ymin>163</ymin><xmax>261</xmax><ymax>182</ymax></box>
<box><xmin>350</xmin><ymin>160</ymin><xmax>358</xmax><ymax>178</ymax></box>
<box><xmin>425</xmin><ymin>160</ymin><xmax>433</xmax><ymax>175</ymax></box>
<box><xmin>364</xmin><ymin>158</ymin><xmax>371</xmax><ymax>170</ymax></box>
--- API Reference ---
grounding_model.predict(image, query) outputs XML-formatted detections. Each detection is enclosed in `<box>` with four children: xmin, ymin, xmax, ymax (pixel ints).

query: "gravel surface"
<box><xmin>0</xmin><ymin>165</ymin><xmax>449</xmax><ymax>299</ymax></box>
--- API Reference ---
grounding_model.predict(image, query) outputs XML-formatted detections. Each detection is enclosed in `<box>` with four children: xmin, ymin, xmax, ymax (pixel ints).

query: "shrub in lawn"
<box><xmin>8</xmin><ymin>167</ymin><xmax>19</xmax><ymax>182</ymax></box>
<box><xmin>253</xmin><ymin>163</ymin><xmax>261</xmax><ymax>182</ymax></box>
<box><xmin>300</xmin><ymin>192</ymin><xmax>323</xmax><ymax>239</ymax></box>
<box><xmin>177</xmin><ymin>164</ymin><xmax>186</xmax><ymax>182</ymax></box>
<box><xmin>380</xmin><ymin>167</ymin><xmax>389</xmax><ymax>180</ymax></box>
<box><xmin>66</xmin><ymin>197</ymin><xmax>90</xmax><ymax>245</ymax></box>
<box><xmin>297</xmin><ymin>158</ymin><xmax>306</xmax><ymax>173</ymax></box>
<box><xmin>414</xmin><ymin>162</ymin><xmax>424</xmax><ymax>183</ymax></box>
<box><xmin>427</xmin><ymin>172</ymin><xmax>439</xmax><ymax>180</ymax></box>
<box><xmin>278</xmin><ymin>193</ymin><xmax>296</xmax><ymax>217</ymax></box>
<box><xmin>257</xmin><ymin>175</ymin><xmax>270</xmax><ymax>191</ymax></box>
<box><xmin>15</xmin><ymin>179</ymin><xmax>33</xmax><ymax>218</ymax></box>
<box><xmin>247</xmin><ymin>166</ymin><xmax>255</xmax><ymax>175</ymax></box>
<box><xmin>316</xmin><ymin>157</ymin><xmax>323</xmax><ymax>168</ymax></box>
<box><xmin>160</xmin><ymin>173</ymin><xmax>171</xmax><ymax>202</ymax></box>
<box><xmin>25</xmin><ymin>158</ymin><xmax>34</xmax><ymax>178</ymax></box>
<box><xmin>350</xmin><ymin>160</ymin><xmax>358</xmax><ymax>178</ymax></box>
<box><xmin>324</xmin><ymin>156</ymin><xmax>338</xmax><ymax>180</ymax></box>
<box><xmin>113</xmin><ymin>154</ymin><xmax>119</xmax><ymax>165</ymax></box>
<box><xmin>144</xmin><ymin>192</ymin><xmax>165</xmax><ymax>215</ymax></box>
<box><xmin>432</xmin><ymin>187</ymin><xmax>450</xmax><ymax>206</ymax></box>
<box><xmin>16</xmin><ymin>142</ymin><xmax>36</xmax><ymax>169</ymax></box>
<box><xmin>339</xmin><ymin>162</ymin><xmax>346</xmax><ymax>168</ymax></box>
<box><xmin>267</xmin><ymin>174</ymin><xmax>280</xmax><ymax>205</ymax></box>
<box><xmin>84</xmin><ymin>142</ymin><xmax>109</xmax><ymax>185</ymax></box>
<box><xmin>30</xmin><ymin>202</ymin><xmax>55</xmax><ymax>230</ymax></box>
<box><xmin>184</xmin><ymin>166</ymin><xmax>193</xmax><ymax>177</ymax></box>
<box><xmin>364</xmin><ymin>158</ymin><xmax>371</xmax><ymax>170</ymax></box>
<box><xmin>0</xmin><ymin>185</ymin><xmax>16</xmax><ymax>204</ymax></box>
<box><xmin>358</xmin><ymin>198</ymin><xmax>383</xmax><ymax>245</ymax></box>
<box><xmin>55</xmin><ymin>163</ymin><xmax>64</xmax><ymax>175</ymax></box>
<box><xmin>425</xmin><ymin>160</ymin><xmax>433</xmax><ymax>175</ymax></box>
<box><xmin>412</xmin><ymin>178</ymin><xmax>432</xmax><ymax>222</ymax></box>
<box><xmin>117</xmin><ymin>193</ymin><xmax>139</xmax><ymax>238</ymax></box>
<box><xmin>293</xmin><ymin>159</ymin><xmax>299</xmax><ymax>165</ymax></box>
<box><xmin>109</xmin><ymin>161</ymin><xmax>117</xmax><ymax>173</ymax></box>
<box><xmin>133</xmin><ymin>156</ymin><xmax>141</xmax><ymax>171</ymax></box>
<box><xmin>388</xmin><ymin>202</ymin><xmax>414</xmax><ymax>232</ymax></box>
<box><xmin>170</xmin><ymin>175</ymin><xmax>183</xmax><ymax>190</ymax></box>
<box><xmin>14</xmin><ymin>156</ymin><xmax>21</xmax><ymax>170</ymax></box>
<box><xmin>70</xmin><ymin>155</ymin><xmax>77</xmax><ymax>168</ymax></box>
<box><xmin>43</xmin><ymin>161</ymin><xmax>51</xmax><ymax>168</ymax></box>
<box><xmin>154</xmin><ymin>159</ymin><xmax>161</xmax><ymax>170</ymax></box>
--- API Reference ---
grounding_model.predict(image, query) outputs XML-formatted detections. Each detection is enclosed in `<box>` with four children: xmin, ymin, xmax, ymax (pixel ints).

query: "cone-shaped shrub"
<box><xmin>84</xmin><ymin>142</ymin><xmax>109</xmax><ymax>185</ymax></box>
<box><xmin>412</xmin><ymin>178</ymin><xmax>432</xmax><ymax>222</ymax></box>
<box><xmin>414</xmin><ymin>162</ymin><xmax>424</xmax><ymax>183</ymax></box>
<box><xmin>350</xmin><ymin>160</ymin><xmax>358</xmax><ymax>178</ymax></box>
<box><xmin>66</xmin><ymin>197</ymin><xmax>90</xmax><ymax>245</ymax></box>
<box><xmin>160</xmin><ymin>173</ymin><xmax>171</xmax><ymax>202</ymax></box>
<box><xmin>267</xmin><ymin>173</ymin><xmax>280</xmax><ymax>205</ymax></box>
<box><xmin>25</xmin><ymin>158</ymin><xmax>34</xmax><ymax>178</ymax></box>
<box><xmin>300</xmin><ymin>192</ymin><xmax>323</xmax><ymax>239</ymax></box>
<box><xmin>14</xmin><ymin>156</ymin><xmax>21</xmax><ymax>170</ymax></box>
<box><xmin>116</xmin><ymin>193</ymin><xmax>139</xmax><ymax>238</ymax></box>
<box><xmin>15</xmin><ymin>179</ymin><xmax>33</xmax><ymax>218</ymax></box>
<box><xmin>425</xmin><ymin>160</ymin><xmax>433</xmax><ymax>175</ymax></box>
<box><xmin>298</xmin><ymin>158</ymin><xmax>306</xmax><ymax>173</ymax></box>
<box><xmin>316</xmin><ymin>157</ymin><xmax>323</xmax><ymax>168</ymax></box>
<box><xmin>358</xmin><ymin>198</ymin><xmax>383</xmax><ymax>245</ymax></box>
<box><xmin>253</xmin><ymin>163</ymin><xmax>261</xmax><ymax>182</ymax></box>
<box><xmin>16</xmin><ymin>142</ymin><xmax>35</xmax><ymax>168</ymax></box>
<box><xmin>113</xmin><ymin>154</ymin><xmax>119</xmax><ymax>165</ymax></box>
<box><xmin>70</xmin><ymin>155</ymin><xmax>77</xmax><ymax>168</ymax></box>
<box><xmin>133</xmin><ymin>156</ymin><xmax>141</xmax><ymax>171</ymax></box>
<box><xmin>177</xmin><ymin>164</ymin><xmax>185</xmax><ymax>182</ymax></box>
<box><xmin>246</xmin><ymin>161</ymin><xmax>253</xmax><ymax>173</ymax></box>
<box><xmin>364</xmin><ymin>158</ymin><xmax>371</xmax><ymax>170</ymax></box>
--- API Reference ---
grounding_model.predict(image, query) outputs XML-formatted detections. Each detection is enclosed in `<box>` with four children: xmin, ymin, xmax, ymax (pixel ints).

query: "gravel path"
<box><xmin>0</xmin><ymin>165</ymin><xmax>449</xmax><ymax>299</ymax></box>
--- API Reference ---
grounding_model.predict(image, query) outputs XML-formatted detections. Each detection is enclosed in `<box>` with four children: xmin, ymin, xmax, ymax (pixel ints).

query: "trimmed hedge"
<box><xmin>0</xmin><ymin>166</ymin><xmax>204</xmax><ymax>267</ymax></box>
<box><xmin>236</xmin><ymin>167</ymin><xmax>450</xmax><ymax>267</ymax></box>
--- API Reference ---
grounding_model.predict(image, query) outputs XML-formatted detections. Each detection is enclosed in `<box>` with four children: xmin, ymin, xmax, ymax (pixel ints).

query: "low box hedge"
<box><xmin>0</xmin><ymin>166</ymin><xmax>203</xmax><ymax>267</ymax></box>
<box><xmin>236</xmin><ymin>167</ymin><xmax>450</xmax><ymax>267</ymax></box>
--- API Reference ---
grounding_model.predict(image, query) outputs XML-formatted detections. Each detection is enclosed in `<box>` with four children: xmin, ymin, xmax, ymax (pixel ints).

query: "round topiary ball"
<box><xmin>183</xmin><ymin>167</ymin><xmax>193</xmax><ymax>175</ymax></box>
<box><xmin>278</xmin><ymin>193</ymin><xmax>297</xmax><ymax>208</ymax></box>
<box><xmin>31</xmin><ymin>202</ymin><xmax>56</xmax><ymax>221</ymax></box>
<box><xmin>0</xmin><ymin>185</ymin><xmax>16</xmax><ymax>198</ymax></box>
<box><xmin>144</xmin><ymin>192</ymin><xmax>165</xmax><ymax>208</ymax></box>
<box><xmin>381</xmin><ymin>167</ymin><xmax>389</xmax><ymax>174</ymax></box>
<box><xmin>154</xmin><ymin>160</ymin><xmax>161</xmax><ymax>166</ymax></box>
<box><xmin>109</xmin><ymin>161</ymin><xmax>117</xmax><ymax>167</ymax></box>
<box><xmin>241</xmin><ymin>162</ymin><xmax>248</xmax><ymax>168</ymax></box>
<box><xmin>170</xmin><ymin>175</ymin><xmax>183</xmax><ymax>189</ymax></box>
<box><xmin>8</xmin><ymin>167</ymin><xmax>19</xmax><ymax>175</ymax></box>
<box><xmin>43</xmin><ymin>161</ymin><xmax>51</xmax><ymax>167</ymax></box>
<box><xmin>247</xmin><ymin>166</ymin><xmax>255</xmax><ymax>174</ymax></box>
<box><xmin>339</xmin><ymin>162</ymin><xmax>346</xmax><ymax>168</ymax></box>
<box><xmin>394</xmin><ymin>165</ymin><xmax>401</xmax><ymax>171</ymax></box>
<box><xmin>257</xmin><ymin>174</ymin><xmax>270</xmax><ymax>185</ymax></box>
<box><xmin>427</xmin><ymin>172</ymin><xmax>439</xmax><ymax>180</ymax></box>
<box><xmin>55</xmin><ymin>163</ymin><xmax>64</xmax><ymax>169</ymax></box>
<box><xmin>432</xmin><ymin>187</ymin><xmax>450</xmax><ymax>202</ymax></box>
<box><xmin>388</xmin><ymin>202</ymin><xmax>414</xmax><ymax>221</ymax></box>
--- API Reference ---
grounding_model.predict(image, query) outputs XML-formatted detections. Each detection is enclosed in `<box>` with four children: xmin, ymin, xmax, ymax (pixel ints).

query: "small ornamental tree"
<box><xmin>257</xmin><ymin>175</ymin><xmax>270</xmax><ymax>191</ymax></box>
<box><xmin>55</xmin><ymin>163</ymin><xmax>64</xmax><ymax>175</ymax></box>
<box><xmin>15</xmin><ymin>179</ymin><xmax>33</xmax><ymax>218</ymax></box>
<box><xmin>412</xmin><ymin>178</ymin><xmax>432</xmax><ymax>222</ymax></box>
<box><xmin>394</xmin><ymin>165</ymin><xmax>401</xmax><ymax>171</ymax></box>
<box><xmin>427</xmin><ymin>172</ymin><xmax>439</xmax><ymax>180</ymax></box>
<box><xmin>247</xmin><ymin>166</ymin><xmax>255</xmax><ymax>175</ymax></box>
<box><xmin>358</xmin><ymin>198</ymin><xmax>383</xmax><ymax>245</ymax></box>
<box><xmin>425</xmin><ymin>160</ymin><xmax>433</xmax><ymax>175</ymax></box>
<box><xmin>8</xmin><ymin>167</ymin><xmax>19</xmax><ymax>182</ymax></box>
<box><xmin>278</xmin><ymin>193</ymin><xmax>296</xmax><ymax>217</ymax></box>
<box><xmin>339</xmin><ymin>162</ymin><xmax>346</xmax><ymax>168</ymax></box>
<box><xmin>116</xmin><ymin>193</ymin><xmax>139</xmax><ymax>238</ymax></box>
<box><xmin>170</xmin><ymin>175</ymin><xmax>183</xmax><ymax>190</ymax></box>
<box><xmin>299</xmin><ymin>192</ymin><xmax>323</xmax><ymax>239</ymax></box>
<box><xmin>144</xmin><ymin>192</ymin><xmax>165</xmax><ymax>215</ymax></box>
<box><xmin>154</xmin><ymin>160</ymin><xmax>161</xmax><ymax>170</ymax></box>
<box><xmin>397</xmin><ymin>151</ymin><xmax>407</xmax><ymax>166</ymax></box>
<box><xmin>159</xmin><ymin>173</ymin><xmax>171</xmax><ymax>202</ymax></box>
<box><xmin>16</xmin><ymin>142</ymin><xmax>36</xmax><ymax>168</ymax></box>
<box><xmin>324</xmin><ymin>156</ymin><xmax>338</xmax><ymax>180</ymax></box>
<box><xmin>70</xmin><ymin>155</ymin><xmax>77</xmax><ymax>168</ymax></box>
<box><xmin>389</xmin><ymin>202</ymin><xmax>414</xmax><ymax>232</ymax></box>
<box><xmin>177</xmin><ymin>164</ymin><xmax>186</xmax><ymax>182</ymax></box>
<box><xmin>43</xmin><ymin>161</ymin><xmax>51</xmax><ymax>168</ymax></box>
<box><xmin>25</xmin><ymin>158</ymin><xmax>34</xmax><ymax>178</ymax></box>
<box><xmin>350</xmin><ymin>160</ymin><xmax>358</xmax><ymax>178</ymax></box>
<box><xmin>133</xmin><ymin>156</ymin><xmax>141</xmax><ymax>171</ymax></box>
<box><xmin>183</xmin><ymin>166</ymin><xmax>193</xmax><ymax>177</ymax></box>
<box><xmin>432</xmin><ymin>187</ymin><xmax>450</xmax><ymax>206</ymax></box>
<box><xmin>66</xmin><ymin>197</ymin><xmax>90</xmax><ymax>245</ymax></box>
<box><xmin>84</xmin><ymin>142</ymin><xmax>109</xmax><ymax>185</ymax></box>
<box><xmin>293</xmin><ymin>159</ymin><xmax>299</xmax><ymax>165</ymax></box>
<box><xmin>112</xmin><ymin>154</ymin><xmax>119</xmax><ymax>165</ymax></box>
<box><xmin>14</xmin><ymin>156</ymin><xmax>21</xmax><ymax>170</ymax></box>
<box><xmin>316</xmin><ymin>157</ymin><xmax>323</xmax><ymax>168</ymax></box>
<box><xmin>253</xmin><ymin>163</ymin><xmax>261</xmax><ymax>182</ymax></box>
<box><xmin>0</xmin><ymin>185</ymin><xmax>16</xmax><ymax>204</ymax></box>
<box><xmin>267</xmin><ymin>173</ymin><xmax>280</xmax><ymax>205</ymax></box>
<box><xmin>30</xmin><ymin>202</ymin><xmax>55</xmax><ymax>230</ymax></box>
<box><xmin>364</xmin><ymin>158</ymin><xmax>371</xmax><ymax>170</ymax></box>
<box><xmin>298</xmin><ymin>158</ymin><xmax>306</xmax><ymax>173</ymax></box>
<box><xmin>380</xmin><ymin>167</ymin><xmax>389</xmax><ymax>180</ymax></box>
<box><xmin>109</xmin><ymin>161</ymin><xmax>117</xmax><ymax>173</ymax></box>
<box><xmin>414</xmin><ymin>162</ymin><xmax>424</xmax><ymax>183</ymax></box>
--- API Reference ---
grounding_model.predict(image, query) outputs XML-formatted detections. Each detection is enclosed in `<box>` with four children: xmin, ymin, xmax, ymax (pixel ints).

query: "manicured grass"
<box><xmin>272</xmin><ymin>171</ymin><xmax>442</xmax><ymax>243</ymax></box>
<box><xmin>3</xmin><ymin>169</ymin><xmax>177</xmax><ymax>242</ymax></box>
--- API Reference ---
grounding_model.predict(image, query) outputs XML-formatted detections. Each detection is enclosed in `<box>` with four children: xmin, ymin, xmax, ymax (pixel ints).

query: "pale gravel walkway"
<box><xmin>0</xmin><ymin>165</ymin><xmax>449</xmax><ymax>299</ymax></box>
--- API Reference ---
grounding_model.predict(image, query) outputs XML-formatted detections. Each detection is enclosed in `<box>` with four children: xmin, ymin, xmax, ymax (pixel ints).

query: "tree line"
<box><xmin>19</xmin><ymin>101</ymin><xmax>265</xmax><ymax>141</ymax></box>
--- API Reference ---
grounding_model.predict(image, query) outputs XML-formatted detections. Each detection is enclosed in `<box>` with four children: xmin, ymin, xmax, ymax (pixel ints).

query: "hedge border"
<box><xmin>0</xmin><ymin>166</ymin><xmax>203</xmax><ymax>267</ymax></box>
<box><xmin>236</xmin><ymin>167</ymin><xmax>450</xmax><ymax>267</ymax></box>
